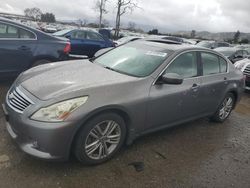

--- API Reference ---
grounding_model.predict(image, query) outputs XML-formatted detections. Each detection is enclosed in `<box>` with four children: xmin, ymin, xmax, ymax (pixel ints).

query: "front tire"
<box><xmin>74</xmin><ymin>113</ymin><xmax>126</xmax><ymax>165</ymax></box>
<box><xmin>211</xmin><ymin>93</ymin><xmax>235</xmax><ymax>122</ymax></box>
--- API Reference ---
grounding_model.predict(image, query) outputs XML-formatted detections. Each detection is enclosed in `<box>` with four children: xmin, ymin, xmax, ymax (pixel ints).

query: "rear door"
<box><xmin>68</xmin><ymin>30</ymin><xmax>87</xmax><ymax>55</ymax></box>
<box><xmin>85</xmin><ymin>31</ymin><xmax>107</xmax><ymax>57</ymax></box>
<box><xmin>146</xmin><ymin>51</ymin><xmax>203</xmax><ymax>130</ymax></box>
<box><xmin>199</xmin><ymin>52</ymin><xmax>229</xmax><ymax>114</ymax></box>
<box><xmin>0</xmin><ymin>21</ymin><xmax>37</xmax><ymax>78</ymax></box>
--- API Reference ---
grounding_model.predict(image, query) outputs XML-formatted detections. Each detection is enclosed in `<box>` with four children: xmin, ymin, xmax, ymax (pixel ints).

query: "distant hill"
<box><xmin>174</xmin><ymin>31</ymin><xmax>250</xmax><ymax>41</ymax></box>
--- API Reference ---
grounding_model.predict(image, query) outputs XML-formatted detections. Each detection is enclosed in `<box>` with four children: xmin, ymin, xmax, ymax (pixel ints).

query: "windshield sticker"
<box><xmin>145</xmin><ymin>51</ymin><xmax>167</xmax><ymax>57</ymax></box>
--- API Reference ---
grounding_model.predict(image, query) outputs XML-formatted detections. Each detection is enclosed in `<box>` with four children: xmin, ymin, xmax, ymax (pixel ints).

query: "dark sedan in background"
<box><xmin>2</xmin><ymin>40</ymin><xmax>244</xmax><ymax>165</ymax></box>
<box><xmin>0</xmin><ymin>17</ymin><xmax>71</xmax><ymax>79</ymax></box>
<box><xmin>215</xmin><ymin>47</ymin><xmax>249</xmax><ymax>63</ymax></box>
<box><xmin>53</xmin><ymin>29</ymin><xmax>114</xmax><ymax>58</ymax></box>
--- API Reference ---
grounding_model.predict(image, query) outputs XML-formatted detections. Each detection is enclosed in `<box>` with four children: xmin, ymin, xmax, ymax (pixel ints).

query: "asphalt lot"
<box><xmin>0</xmin><ymin>83</ymin><xmax>249</xmax><ymax>188</ymax></box>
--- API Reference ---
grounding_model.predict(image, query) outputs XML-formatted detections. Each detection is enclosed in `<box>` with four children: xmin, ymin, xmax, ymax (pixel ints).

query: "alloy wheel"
<box><xmin>85</xmin><ymin>120</ymin><xmax>121</xmax><ymax>160</ymax></box>
<box><xmin>219</xmin><ymin>96</ymin><xmax>233</xmax><ymax>120</ymax></box>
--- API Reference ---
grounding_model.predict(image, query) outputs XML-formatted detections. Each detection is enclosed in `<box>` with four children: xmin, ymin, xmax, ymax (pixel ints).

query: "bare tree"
<box><xmin>94</xmin><ymin>0</ymin><xmax>108</xmax><ymax>30</ymax></box>
<box><xmin>114</xmin><ymin>0</ymin><xmax>139</xmax><ymax>39</ymax></box>
<box><xmin>24</xmin><ymin>7</ymin><xmax>42</xmax><ymax>21</ymax></box>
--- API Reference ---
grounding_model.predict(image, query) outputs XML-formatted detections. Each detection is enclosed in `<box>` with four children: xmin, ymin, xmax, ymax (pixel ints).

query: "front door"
<box><xmin>146</xmin><ymin>51</ymin><xmax>203</xmax><ymax>130</ymax></box>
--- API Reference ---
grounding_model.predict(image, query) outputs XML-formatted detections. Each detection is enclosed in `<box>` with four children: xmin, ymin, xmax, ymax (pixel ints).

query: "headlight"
<box><xmin>31</xmin><ymin>96</ymin><xmax>88</xmax><ymax>122</ymax></box>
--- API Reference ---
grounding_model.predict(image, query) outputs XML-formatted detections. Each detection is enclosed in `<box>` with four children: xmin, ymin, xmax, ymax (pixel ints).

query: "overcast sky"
<box><xmin>0</xmin><ymin>0</ymin><xmax>249</xmax><ymax>33</ymax></box>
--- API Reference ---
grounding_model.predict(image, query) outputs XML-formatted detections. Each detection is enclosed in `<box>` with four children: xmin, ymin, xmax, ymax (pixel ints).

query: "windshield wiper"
<box><xmin>104</xmin><ymin>66</ymin><xmax>116</xmax><ymax>71</ymax></box>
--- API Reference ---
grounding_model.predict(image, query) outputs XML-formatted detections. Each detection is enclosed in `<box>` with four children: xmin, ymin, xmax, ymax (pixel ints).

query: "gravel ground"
<box><xmin>0</xmin><ymin>83</ymin><xmax>249</xmax><ymax>188</ymax></box>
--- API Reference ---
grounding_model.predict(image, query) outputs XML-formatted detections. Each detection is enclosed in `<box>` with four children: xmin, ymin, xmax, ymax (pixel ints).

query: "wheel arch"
<box><xmin>68</xmin><ymin>105</ymin><xmax>134</xmax><ymax>158</ymax></box>
<box><xmin>227</xmin><ymin>89</ymin><xmax>238</xmax><ymax>109</ymax></box>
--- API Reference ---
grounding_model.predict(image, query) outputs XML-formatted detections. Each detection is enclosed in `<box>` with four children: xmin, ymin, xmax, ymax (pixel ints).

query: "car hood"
<box><xmin>18</xmin><ymin>60</ymin><xmax>137</xmax><ymax>100</ymax></box>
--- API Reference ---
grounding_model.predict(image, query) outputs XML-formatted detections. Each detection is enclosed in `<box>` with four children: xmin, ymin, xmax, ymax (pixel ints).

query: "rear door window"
<box><xmin>86</xmin><ymin>32</ymin><xmax>104</xmax><ymax>41</ymax></box>
<box><xmin>201</xmin><ymin>52</ymin><xmax>220</xmax><ymax>75</ymax></box>
<box><xmin>71</xmin><ymin>30</ymin><xmax>86</xmax><ymax>39</ymax></box>
<box><xmin>219</xmin><ymin>57</ymin><xmax>227</xmax><ymax>73</ymax></box>
<box><xmin>19</xmin><ymin>28</ymin><xmax>36</xmax><ymax>39</ymax></box>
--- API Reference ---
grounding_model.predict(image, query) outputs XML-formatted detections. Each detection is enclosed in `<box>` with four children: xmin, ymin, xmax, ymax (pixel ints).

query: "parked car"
<box><xmin>197</xmin><ymin>41</ymin><xmax>231</xmax><ymax>49</ymax></box>
<box><xmin>0</xmin><ymin>17</ymin><xmax>70</xmax><ymax>79</ymax></box>
<box><xmin>3</xmin><ymin>40</ymin><xmax>244</xmax><ymax>164</ymax></box>
<box><xmin>215</xmin><ymin>47</ymin><xmax>249</xmax><ymax>63</ymax></box>
<box><xmin>234</xmin><ymin>57</ymin><xmax>250</xmax><ymax>90</ymax></box>
<box><xmin>114</xmin><ymin>36</ymin><xmax>143</xmax><ymax>46</ymax></box>
<box><xmin>53</xmin><ymin>29</ymin><xmax>114</xmax><ymax>58</ymax></box>
<box><xmin>234</xmin><ymin>44</ymin><xmax>250</xmax><ymax>50</ymax></box>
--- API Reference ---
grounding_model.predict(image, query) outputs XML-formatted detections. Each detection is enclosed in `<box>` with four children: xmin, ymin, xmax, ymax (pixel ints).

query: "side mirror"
<box><xmin>94</xmin><ymin>47</ymin><xmax>113</xmax><ymax>57</ymax></box>
<box><xmin>160</xmin><ymin>73</ymin><xmax>183</xmax><ymax>85</ymax></box>
<box><xmin>65</xmin><ymin>34</ymin><xmax>71</xmax><ymax>39</ymax></box>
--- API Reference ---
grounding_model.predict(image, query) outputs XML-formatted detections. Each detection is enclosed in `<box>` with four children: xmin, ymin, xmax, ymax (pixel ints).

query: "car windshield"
<box><xmin>94</xmin><ymin>42</ymin><xmax>171</xmax><ymax>77</ymax></box>
<box><xmin>216</xmin><ymin>48</ymin><xmax>235</xmax><ymax>56</ymax></box>
<box><xmin>53</xmin><ymin>29</ymin><xmax>72</xmax><ymax>36</ymax></box>
<box><xmin>196</xmin><ymin>41</ymin><xmax>213</xmax><ymax>48</ymax></box>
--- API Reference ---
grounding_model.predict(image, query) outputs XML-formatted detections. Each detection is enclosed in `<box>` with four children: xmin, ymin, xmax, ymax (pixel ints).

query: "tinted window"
<box><xmin>0</xmin><ymin>23</ymin><xmax>18</xmax><ymax>38</ymax></box>
<box><xmin>165</xmin><ymin>52</ymin><xmax>198</xmax><ymax>78</ymax></box>
<box><xmin>0</xmin><ymin>22</ymin><xmax>35</xmax><ymax>39</ymax></box>
<box><xmin>201</xmin><ymin>53</ymin><xmax>220</xmax><ymax>75</ymax></box>
<box><xmin>19</xmin><ymin>28</ymin><xmax>35</xmax><ymax>39</ymax></box>
<box><xmin>219</xmin><ymin>57</ymin><xmax>227</xmax><ymax>73</ymax></box>
<box><xmin>86</xmin><ymin>32</ymin><xmax>104</xmax><ymax>41</ymax></box>
<box><xmin>71</xmin><ymin>31</ymin><xmax>86</xmax><ymax>39</ymax></box>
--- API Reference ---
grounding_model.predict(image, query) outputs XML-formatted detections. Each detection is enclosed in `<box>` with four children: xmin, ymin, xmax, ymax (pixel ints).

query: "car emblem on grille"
<box><xmin>8</xmin><ymin>92</ymin><xmax>15</xmax><ymax>100</ymax></box>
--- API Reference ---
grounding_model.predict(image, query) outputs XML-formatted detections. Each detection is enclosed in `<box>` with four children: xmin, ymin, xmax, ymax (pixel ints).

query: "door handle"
<box><xmin>18</xmin><ymin>46</ymin><xmax>30</xmax><ymax>51</ymax></box>
<box><xmin>191</xmin><ymin>83</ymin><xmax>200</xmax><ymax>91</ymax></box>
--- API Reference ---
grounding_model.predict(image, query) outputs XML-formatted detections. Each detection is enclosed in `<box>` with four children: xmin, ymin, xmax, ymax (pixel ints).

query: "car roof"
<box><xmin>136</xmin><ymin>40</ymin><xmax>213</xmax><ymax>52</ymax></box>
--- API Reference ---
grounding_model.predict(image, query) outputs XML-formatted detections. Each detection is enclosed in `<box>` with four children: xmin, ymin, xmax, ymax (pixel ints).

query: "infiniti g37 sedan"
<box><xmin>2</xmin><ymin>40</ymin><xmax>244</xmax><ymax>165</ymax></box>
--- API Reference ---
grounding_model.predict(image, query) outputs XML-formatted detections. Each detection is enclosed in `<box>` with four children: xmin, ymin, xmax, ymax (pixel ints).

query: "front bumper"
<box><xmin>2</xmin><ymin>102</ymin><xmax>76</xmax><ymax>161</ymax></box>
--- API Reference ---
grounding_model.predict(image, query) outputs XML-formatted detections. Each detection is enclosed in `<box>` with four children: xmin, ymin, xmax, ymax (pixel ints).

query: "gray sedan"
<box><xmin>2</xmin><ymin>40</ymin><xmax>245</xmax><ymax>164</ymax></box>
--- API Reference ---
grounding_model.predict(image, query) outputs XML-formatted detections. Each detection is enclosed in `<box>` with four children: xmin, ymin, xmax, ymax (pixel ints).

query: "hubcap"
<box><xmin>85</xmin><ymin>120</ymin><xmax>121</xmax><ymax>160</ymax></box>
<box><xmin>219</xmin><ymin>96</ymin><xmax>233</xmax><ymax>120</ymax></box>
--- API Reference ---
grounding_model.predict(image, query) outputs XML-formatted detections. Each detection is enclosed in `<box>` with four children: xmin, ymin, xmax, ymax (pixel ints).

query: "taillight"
<box><xmin>63</xmin><ymin>42</ymin><xmax>71</xmax><ymax>54</ymax></box>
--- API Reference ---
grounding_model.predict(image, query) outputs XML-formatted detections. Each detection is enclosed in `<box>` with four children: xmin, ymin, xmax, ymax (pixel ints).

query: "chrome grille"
<box><xmin>7</xmin><ymin>87</ymin><xmax>33</xmax><ymax>113</ymax></box>
<box><xmin>243</xmin><ymin>65</ymin><xmax>250</xmax><ymax>76</ymax></box>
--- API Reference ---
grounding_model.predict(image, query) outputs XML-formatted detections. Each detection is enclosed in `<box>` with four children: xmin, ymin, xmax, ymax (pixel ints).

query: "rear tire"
<box><xmin>74</xmin><ymin>113</ymin><xmax>126</xmax><ymax>165</ymax></box>
<box><xmin>32</xmin><ymin>59</ymin><xmax>51</xmax><ymax>67</ymax></box>
<box><xmin>210</xmin><ymin>93</ymin><xmax>235</xmax><ymax>123</ymax></box>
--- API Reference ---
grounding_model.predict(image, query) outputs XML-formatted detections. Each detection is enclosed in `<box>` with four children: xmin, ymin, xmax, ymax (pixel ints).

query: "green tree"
<box><xmin>240</xmin><ymin>38</ymin><xmax>249</xmax><ymax>44</ymax></box>
<box><xmin>41</xmin><ymin>13</ymin><xmax>56</xmax><ymax>23</ymax></box>
<box><xmin>233</xmin><ymin>30</ymin><xmax>240</xmax><ymax>43</ymax></box>
<box><xmin>191</xmin><ymin>30</ymin><xmax>196</xmax><ymax>38</ymax></box>
<box><xmin>148</xmin><ymin>29</ymin><xmax>158</xmax><ymax>35</ymax></box>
